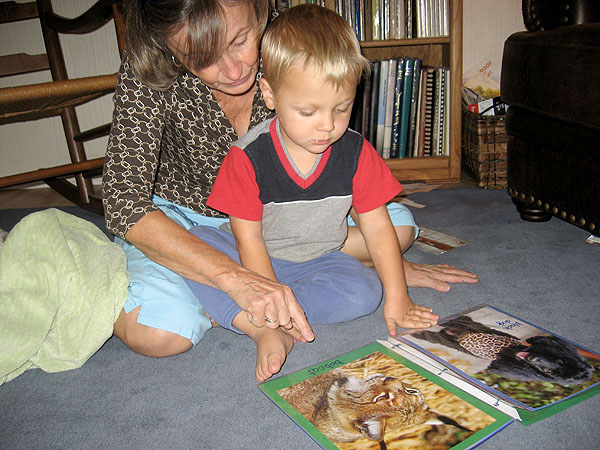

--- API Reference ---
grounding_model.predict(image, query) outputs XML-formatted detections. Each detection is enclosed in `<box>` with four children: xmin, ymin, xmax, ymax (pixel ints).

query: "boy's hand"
<box><xmin>384</xmin><ymin>300</ymin><xmax>439</xmax><ymax>336</ymax></box>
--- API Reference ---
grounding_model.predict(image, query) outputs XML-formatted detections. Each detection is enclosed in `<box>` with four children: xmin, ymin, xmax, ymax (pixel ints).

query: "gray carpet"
<box><xmin>1</xmin><ymin>187</ymin><xmax>598</xmax><ymax>449</ymax></box>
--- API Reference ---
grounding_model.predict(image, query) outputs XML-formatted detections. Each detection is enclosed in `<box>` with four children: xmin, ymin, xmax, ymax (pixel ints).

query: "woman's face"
<box><xmin>167</xmin><ymin>1</ymin><xmax>260</xmax><ymax>97</ymax></box>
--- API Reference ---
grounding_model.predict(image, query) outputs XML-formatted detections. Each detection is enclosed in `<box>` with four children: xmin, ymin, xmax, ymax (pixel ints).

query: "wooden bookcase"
<box><xmin>357</xmin><ymin>0</ymin><xmax>463</xmax><ymax>184</ymax></box>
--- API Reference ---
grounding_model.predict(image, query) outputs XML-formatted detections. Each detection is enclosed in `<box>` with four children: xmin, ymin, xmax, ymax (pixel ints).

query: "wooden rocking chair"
<box><xmin>0</xmin><ymin>0</ymin><xmax>125</xmax><ymax>214</ymax></box>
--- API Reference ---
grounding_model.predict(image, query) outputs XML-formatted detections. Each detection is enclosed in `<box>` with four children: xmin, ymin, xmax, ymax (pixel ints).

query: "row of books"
<box><xmin>276</xmin><ymin>0</ymin><xmax>449</xmax><ymax>41</ymax></box>
<box><xmin>351</xmin><ymin>58</ymin><xmax>451</xmax><ymax>159</ymax></box>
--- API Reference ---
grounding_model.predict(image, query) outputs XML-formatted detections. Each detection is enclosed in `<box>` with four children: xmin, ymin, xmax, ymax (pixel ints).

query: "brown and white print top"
<box><xmin>102</xmin><ymin>56</ymin><xmax>273</xmax><ymax>239</ymax></box>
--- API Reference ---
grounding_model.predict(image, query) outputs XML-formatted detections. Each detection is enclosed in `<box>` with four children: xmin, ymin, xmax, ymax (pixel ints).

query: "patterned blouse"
<box><xmin>102</xmin><ymin>56</ymin><xmax>273</xmax><ymax>239</ymax></box>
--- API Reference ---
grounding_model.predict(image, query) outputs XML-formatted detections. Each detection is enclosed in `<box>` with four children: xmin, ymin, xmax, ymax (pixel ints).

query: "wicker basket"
<box><xmin>462</xmin><ymin>109</ymin><xmax>507</xmax><ymax>189</ymax></box>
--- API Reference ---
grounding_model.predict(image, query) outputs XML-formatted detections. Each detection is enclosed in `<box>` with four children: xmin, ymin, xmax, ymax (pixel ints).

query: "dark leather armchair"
<box><xmin>501</xmin><ymin>0</ymin><xmax>600</xmax><ymax>236</ymax></box>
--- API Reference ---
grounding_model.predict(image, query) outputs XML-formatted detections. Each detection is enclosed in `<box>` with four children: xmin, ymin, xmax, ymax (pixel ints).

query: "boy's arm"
<box><xmin>230</xmin><ymin>216</ymin><xmax>312</xmax><ymax>341</ymax></box>
<box><xmin>356</xmin><ymin>205</ymin><xmax>439</xmax><ymax>335</ymax></box>
<box><xmin>229</xmin><ymin>216</ymin><xmax>278</xmax><ymax>282</ymax></box>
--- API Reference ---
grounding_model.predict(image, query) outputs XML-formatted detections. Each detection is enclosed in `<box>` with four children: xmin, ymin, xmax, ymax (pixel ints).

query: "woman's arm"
<box><xmin>103</xmin><ymin>56</ymin><xmax>165</xmax><ymax>239</ymax></box>
<box><xmin>356</xmin><ymin>206</ymin><xmax>439</xmax><ymax>335</ymax></box>
<box><xmin>125</xmin><ymin>210</ymin><xmax>313</xmax><ymax>340</ymax></box>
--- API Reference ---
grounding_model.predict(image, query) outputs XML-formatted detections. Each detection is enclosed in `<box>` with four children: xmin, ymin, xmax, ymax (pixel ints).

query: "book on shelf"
<box><xmin>358</xmin><ymin>67</ymin><xmax>372</xmax><ymax>140</ymax></box>
<box><xmin>389</xmin><ymin>0</ymin><xmax>407</xmax><ymax>39</ymax></box>
<box><xmin>405</xmin><ymin>58</ymin><xmax>422</xmax><ymax>157</ymax></box>
<box><xmin>282</xmin><ymin>0</ymin><xmax>449</xmax><ymax>40</ymax></box>
<box><xmin>371</xmin><ymin>0</ymin><xmax>381</xmax><ymax>40</ymax></box>
<box><xmin>435</xmin><ymin>68</ymin><xmax>448</xmax><ymax>156</ymax></box>
<box><xmin>413</xmin><ymin>65</ymin><xmax>428</xmax><ymax>157</ymax></box>
<box><xmin>415</xmin><ymin>0</ymin><xmax>428</xmax><ymax>38</ymax></box>
<box><xmin>405</xmin><ymin>0</ymin><xmax>414</xmax><ymax>38</ymax></box>
<box><xmin>389</xmin><ymin>58</ymin><xmax>406</xmax><ymax>159</ymax></box>
<box><xmin>382</xmin><ymin>59</ymin><xmax>398</xmax><ymax>159</ymax></box>
<box><xmin>443</xmin><ymin>69</ymin><xmax>451</xmax><ymax>155</ymax></box>
<box><xmin>396</xmin><ymin>58</ymin><xmax>414</xmax><ymax>158</ymax></box>
<box><xmin>367</xmin><ymin>61</ymin><xmax>380</xmax><ymax>146</ymax></box>
<box><xmin>374</xmin><ymin>59</ymin><xmax>389</xmax><ymax>156</ymax></box>
<box><xmin>422</xmin><ymin>67</ymin><xmax>435</xmax><ymax>156</ymax></box>
<box><xmin>260</xmin><ymin>304</ymin><xmax>600</xmax><ymax>449</ymax></box>
<box><xmin>436</xmin><ymin>0</ymin><xmax>448</xmax><ymax>36</ymax></box>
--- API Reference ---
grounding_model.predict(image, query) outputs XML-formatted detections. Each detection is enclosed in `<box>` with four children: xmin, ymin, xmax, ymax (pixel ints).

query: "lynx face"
<box><xmin>281</xmin><ymin>369</ymin><xmax>458</xmax><ymax>444</ymax></box>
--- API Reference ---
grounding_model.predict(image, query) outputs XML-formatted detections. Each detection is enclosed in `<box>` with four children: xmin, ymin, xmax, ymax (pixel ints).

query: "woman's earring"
<box><xmin>171</xmin><ymin>54</ymin><xmax>183</xmax><ymax>68</ymax></box>
<box><xmin>256</xmin><ymin>57</ymin><xmax>263</xmax><ymax>81</ymax></box>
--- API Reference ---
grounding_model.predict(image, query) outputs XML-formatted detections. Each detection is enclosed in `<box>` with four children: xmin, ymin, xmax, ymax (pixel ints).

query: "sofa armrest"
<box><xmin>522</xmin><ymin>0</ymin><xmax>600</xmax><ymax>31</ymax></box>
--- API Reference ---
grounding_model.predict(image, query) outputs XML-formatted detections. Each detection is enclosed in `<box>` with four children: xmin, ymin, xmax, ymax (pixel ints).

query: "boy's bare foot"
<box><xmin>253</xmin><ymin>327</ymin><xmax>295</xmax><ymax>383</ymax></box>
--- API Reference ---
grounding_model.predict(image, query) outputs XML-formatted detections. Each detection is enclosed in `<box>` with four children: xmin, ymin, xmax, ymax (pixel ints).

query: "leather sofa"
<box><xmin>500</xmin><ymin>0</ymin><xmax>600</xmax><ymax>236</ymax></box>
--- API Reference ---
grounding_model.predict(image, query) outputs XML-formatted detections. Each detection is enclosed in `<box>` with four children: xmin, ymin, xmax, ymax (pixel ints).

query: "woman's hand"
<box><xmin>225</xmin><ymin>216</ymin><xmax>315</xmax><ymax>343</ymax></box>
<box><xmin>218</xmin><ymin>266</ymin><xmax>315</xmax><ymax>343</ymax></box>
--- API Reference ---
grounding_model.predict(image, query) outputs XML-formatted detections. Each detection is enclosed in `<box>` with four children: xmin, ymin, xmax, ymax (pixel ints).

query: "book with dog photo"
<box><xmin>385</xmin><ymin>304</ymin><xmax>600</xmax><ymax>425</ymax></box>
<box><xmin>260</xmin><ymin>342</ymin><xmax>513</xmax><ymax>450</ymax></box>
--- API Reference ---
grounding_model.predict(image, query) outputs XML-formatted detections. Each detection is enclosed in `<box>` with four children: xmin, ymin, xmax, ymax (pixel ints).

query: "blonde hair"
<box><xmin>261</xmin><ymin>4</ymin><xmax>371</xmax><ymax>92</ymax></box>
<box><xmin>126</xmin><ymin>0</ymin><xmax>270</xmax><ymax>90</ymax></box>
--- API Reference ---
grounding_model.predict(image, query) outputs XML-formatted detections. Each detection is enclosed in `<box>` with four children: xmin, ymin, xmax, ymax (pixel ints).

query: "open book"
<box><xmin>259</xmin><ymin>305</ymin><xmax>600</xmax><ymax>450</ymax></box>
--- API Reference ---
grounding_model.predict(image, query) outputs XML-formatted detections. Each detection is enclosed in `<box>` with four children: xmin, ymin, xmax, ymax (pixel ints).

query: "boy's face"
<box><xmin>259</xmin><ymin>62</ymin><xmax>356</xmax><ymax>158</ymax></box>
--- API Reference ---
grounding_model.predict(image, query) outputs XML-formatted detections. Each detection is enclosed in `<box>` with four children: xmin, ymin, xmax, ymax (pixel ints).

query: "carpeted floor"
<box><xmin>0</xmin><ymin>187</ymin><xmax>598</xmax><ymax>449</ymax></box>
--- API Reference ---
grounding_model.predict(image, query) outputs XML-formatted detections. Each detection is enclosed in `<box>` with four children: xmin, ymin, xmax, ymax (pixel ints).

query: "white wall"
<box><xmin>0</xmin><ymin>0</ymin><xmax>121</xmax><ymax>181</ymax></box>
<box><xmin>0</xmin><ymin>0</ymin><xmax>525</xmax><ymax>181</ymax></box>
<box><xmin>462</xmin><ymin>0</ymin><xmax>525</xmax><ymax>84</ymax></box>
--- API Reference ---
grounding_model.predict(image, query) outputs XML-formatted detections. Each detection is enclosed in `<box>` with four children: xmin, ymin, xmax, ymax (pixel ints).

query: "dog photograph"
<box><xmin>400</xmin><ymin>305</ymin><xmax>600</xmax><ymax>409</ymax></box>
<box><xmin>277</xmin><ymin>351</ymin><xmax>501</xmax><ymax>450</ymax></box>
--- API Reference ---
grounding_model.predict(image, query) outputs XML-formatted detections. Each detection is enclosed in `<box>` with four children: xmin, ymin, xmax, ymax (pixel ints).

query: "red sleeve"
<box><xmin>352</xmin><ymin>139</ymin><xmax>403</xmax><ymax>214</ymax></box>
<box><xmin>207</xmin><ymin>146</ymin><xmax>263</xmax><ymax>221</ymax></box>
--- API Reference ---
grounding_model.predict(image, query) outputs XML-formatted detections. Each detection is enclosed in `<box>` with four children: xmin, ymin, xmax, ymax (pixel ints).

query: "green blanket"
<box><xmin>0</xmin><ymin>209</ymin><xmax>129</xmax><ymax>385</ymax></box>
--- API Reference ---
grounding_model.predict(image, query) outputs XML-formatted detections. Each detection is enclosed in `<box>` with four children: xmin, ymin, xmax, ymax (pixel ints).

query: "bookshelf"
<box><xmin>358</xmin><ymin>0</ymin><xmax>463</xmax><ymax>183</ymax></box>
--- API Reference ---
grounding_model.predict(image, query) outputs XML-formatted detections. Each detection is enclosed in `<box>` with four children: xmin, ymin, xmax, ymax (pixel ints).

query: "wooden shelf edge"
<box><xmin>384</xmin><ymin>156</ymin><xmax>449</xmax><ymax>169</ymax></box>
<box><xmin>360</xmin><ymin>37</ymin><xmax>450</xmax><ymax>49</ymax></box>
<box><xmin>383</xmin><ymin>157</ymin><xmax>454</xmax><ymax>182</ymax></box>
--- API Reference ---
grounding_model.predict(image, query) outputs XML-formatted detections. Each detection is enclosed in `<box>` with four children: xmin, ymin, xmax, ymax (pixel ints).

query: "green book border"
<box><xmin>260</xmin><ymin>342</ymin><xmax>513</xmax><ymax>450</ymax></box>
<box><xmin>517</xmin><ymin>381</ymin><xmax>600</xmax><ymax>425</ymax></box>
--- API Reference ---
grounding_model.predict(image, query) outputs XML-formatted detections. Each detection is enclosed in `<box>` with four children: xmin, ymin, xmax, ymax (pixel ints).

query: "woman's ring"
<box><xmin>264</xmin><ymin>316</ymin><xmax>278</xmax><ymax>324</ymax></box>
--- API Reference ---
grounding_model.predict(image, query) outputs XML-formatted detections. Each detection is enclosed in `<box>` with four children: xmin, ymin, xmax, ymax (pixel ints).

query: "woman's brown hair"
<box><xmin>126</xmin><ymin>0</ymin><xmax>270</xmax><ymax>90</ymax></box>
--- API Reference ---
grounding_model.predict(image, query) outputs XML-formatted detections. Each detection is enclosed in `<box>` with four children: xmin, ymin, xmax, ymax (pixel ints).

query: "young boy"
<box><xmin>185</xmin><ymin>4</ymin><xmax>438</xmax><ymax>382</ymax></box>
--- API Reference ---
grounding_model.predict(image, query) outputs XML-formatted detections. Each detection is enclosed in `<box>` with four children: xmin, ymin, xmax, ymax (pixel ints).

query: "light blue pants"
<box><xmin>118</xmin><ymin>197</ymin><xmax>418</xmax><ymax>344</ymax></box>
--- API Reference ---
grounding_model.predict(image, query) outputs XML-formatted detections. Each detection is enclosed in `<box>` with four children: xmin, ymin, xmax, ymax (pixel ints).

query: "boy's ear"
<box><xmin>259</xmin><ymin>78</ymin><xmax>276</xmax><ymax>111</ymax></box>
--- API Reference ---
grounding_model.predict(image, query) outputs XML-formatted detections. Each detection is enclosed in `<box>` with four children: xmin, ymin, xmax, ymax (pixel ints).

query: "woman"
<box><xmin>102</xmin><ymin>0</ymin><xmax>477</xmax><ymax>362</ymax></box>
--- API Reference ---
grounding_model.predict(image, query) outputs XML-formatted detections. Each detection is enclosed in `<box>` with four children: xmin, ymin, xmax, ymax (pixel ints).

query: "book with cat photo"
<box><xmin>259</xmin><ymin>304</ymin><xmax>600</xmax><ymax>449</ymax></box>
<box><xmin>260</xmin><ymin>342</ymin><xmax>513</xmax><ymax>450</ymax></box>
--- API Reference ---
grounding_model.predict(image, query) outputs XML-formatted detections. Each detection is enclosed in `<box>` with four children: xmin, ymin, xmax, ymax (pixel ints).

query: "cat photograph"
<box><xmin>278</xmin><ymin>351</ymin><xmax>496</xmax><ymax>450</ymax></box>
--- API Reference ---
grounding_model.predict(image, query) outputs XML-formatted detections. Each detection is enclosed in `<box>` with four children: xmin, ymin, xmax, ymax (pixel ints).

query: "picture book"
<box><xmin>259</xmin><ymin>304</ymin><xmax>600</xmax><ymax>449</ymax></box>
<box><xmin>384</xmin><ymin>304</ymin><xmax>600</xmax><ymax>425</ymax></box>
<box><xmin>260</xmin><ymin>343</ymin><xmax>513</xmax><ymax>449</ymax></box>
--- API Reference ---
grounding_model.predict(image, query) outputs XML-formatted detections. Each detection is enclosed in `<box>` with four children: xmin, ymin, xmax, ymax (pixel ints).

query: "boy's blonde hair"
<box><xmin>261</xmin><ymin>4</ymin><xmax>371</xmax><ymax>91</ymax></box>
